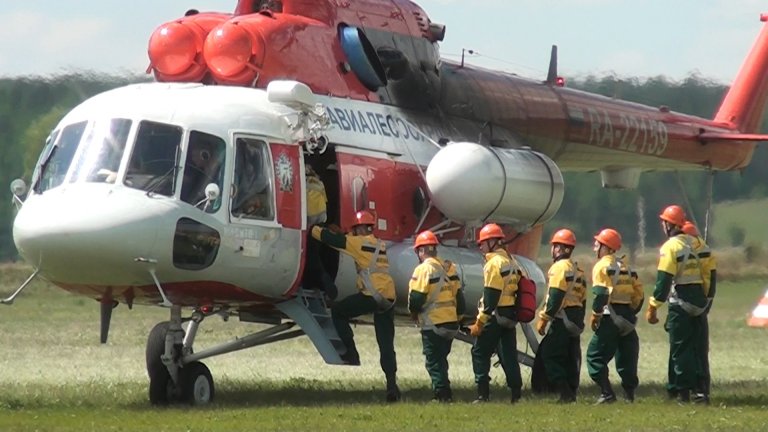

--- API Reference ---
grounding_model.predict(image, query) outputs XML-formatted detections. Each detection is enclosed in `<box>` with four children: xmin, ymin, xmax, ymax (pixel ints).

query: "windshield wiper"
<box><xmin>145</xmin><ymin>165</ymin><xmax>178</xmax><ymax>197</ymax></box>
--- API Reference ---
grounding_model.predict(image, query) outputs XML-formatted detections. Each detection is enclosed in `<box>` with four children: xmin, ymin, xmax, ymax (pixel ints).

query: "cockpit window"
<box><xmin>180</xmin><ymin>131</ymin><xmax>226</xmax><ymax>213</ymax></box>
<box><xmin>30</xmin><ymin>129</ymin><xmax>60</xmax><ymax>193</ymax></box>
<box><xmin>69</xmin><ymin>119</ymin><xmax>132</xmax><ymax>184</ymax></box>
<box><xmin>231</xmin><ymin>137</ymin><xmax>274</xmax><ymax>220</ymax></box>
<box><xmin>35</xmin><ymin>121</ymin><xmax>86</xmax><ymax>193</ymax></box>
<box><xmin>124</xmin><ymin>121</ymin><xmax>182</xmax><ymax>196</ymax></box>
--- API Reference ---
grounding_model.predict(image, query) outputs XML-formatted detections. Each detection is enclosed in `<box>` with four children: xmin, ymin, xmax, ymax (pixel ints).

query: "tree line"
<box><xmin>0</xmin><ymin>73</ymin><xmax>765</xmax><ymax>261</ymax></box>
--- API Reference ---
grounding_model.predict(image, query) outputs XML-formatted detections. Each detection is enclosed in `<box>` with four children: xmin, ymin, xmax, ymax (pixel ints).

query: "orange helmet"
<box><xmin>659</xmin><ymin>205</ymin><xmax>686</xmax><ymax>227</ymax></box>
<box><xmin>682</xmin><ymin>220</ymin><xmax>700</xmax><ymax>237</ymax></box>
<box><xmin>550</xmin><ymin>228</ymin><xmax>576</xmax><ymax>247</ymax></box>
<box><xmin>354</xmin><ymin>210</ymin><xmax>376</xmax><ymax>226</ymax></box>
<box><xmin>594</xmin><ymin>228</ymin><xmax>622</xmax><ymax>251</ymax></box>
<box><xmin>477</xmin><ymin>223</ymin><xmax>505</xmax><ymax>244</ymax></box>
<box><xmin>414</xmin><ymin>230</ymin><xmax>439</xmax><ymax>249</ymax></box>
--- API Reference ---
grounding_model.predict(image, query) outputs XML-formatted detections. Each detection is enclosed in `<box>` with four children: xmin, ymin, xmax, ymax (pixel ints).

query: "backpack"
<box><xmin>515</xmin><ymin>275</ymin><xmax>537</xmax><ymax>323</ymax></box>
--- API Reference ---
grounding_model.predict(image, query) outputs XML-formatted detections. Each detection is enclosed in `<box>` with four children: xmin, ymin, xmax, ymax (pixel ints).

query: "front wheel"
<box><xmin>180</xmin><ymin>361</ymin><xmax>215</xmax><ymax>405</ymax></box>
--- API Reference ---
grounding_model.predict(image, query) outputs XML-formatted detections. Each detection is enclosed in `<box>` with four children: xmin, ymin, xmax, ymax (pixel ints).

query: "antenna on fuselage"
<box><xmin>545</xmin><ymin>45</ymin><xmax>558</xmax><ymax>84</ymax></box>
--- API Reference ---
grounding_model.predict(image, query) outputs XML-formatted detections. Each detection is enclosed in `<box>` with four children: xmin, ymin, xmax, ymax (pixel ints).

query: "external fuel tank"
<box><xmin>425</xmin><ymin>142</ymin><xmax>564</xmax><ymax>227</ymax></box>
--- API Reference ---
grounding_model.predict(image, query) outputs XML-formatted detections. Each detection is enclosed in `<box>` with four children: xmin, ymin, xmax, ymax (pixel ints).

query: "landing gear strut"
<box><xmin>145</xmin><ymin>304</ymin><xmax>305</xmax><ymax>405</ymax></box>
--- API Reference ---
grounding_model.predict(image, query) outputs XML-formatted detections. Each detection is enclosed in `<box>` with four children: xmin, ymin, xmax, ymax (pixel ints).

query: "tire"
<box><xmin>146</xmin><ymin>321</ymin><xmax>174</xmax><ymax>405</ymax></box>
<box><xmin>180</xmin><ymin>361</ymin><xmax>215</xmax><ymax>405</ymax></box>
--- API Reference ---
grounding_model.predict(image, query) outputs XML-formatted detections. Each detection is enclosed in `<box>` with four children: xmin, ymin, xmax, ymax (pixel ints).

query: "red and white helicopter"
<box><xmin>7</xmin><ymin>0</ymin><xmax>768</xmax><ymax>405</ymax></box>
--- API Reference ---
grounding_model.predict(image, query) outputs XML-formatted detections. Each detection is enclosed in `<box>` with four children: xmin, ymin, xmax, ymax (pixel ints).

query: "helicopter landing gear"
<box><xmin>146</xmin><ymin>305</ymin><xmax>215</xmax><ymax>405</ymax></box>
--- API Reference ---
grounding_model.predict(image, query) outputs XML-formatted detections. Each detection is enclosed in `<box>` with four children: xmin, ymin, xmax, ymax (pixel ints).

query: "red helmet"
<box><xmin>414</xmin><ymin>230</ymin><xmax>439</xmax><ymax>249</ymax></box>
<box><xmin>594</xmin><ymin>228</ymin><xmax>622</xmax><ymax>251</ymax></box>
<box><xmin>682</xmin><ymin>220</ymin><xmax>700</xmax><ymax>236</ymax></box>
<box><xmin>550</xmin><ymin>228</ymin><xmax>576</xmax><ymax>247</ymax></box>
<box><xmin>659</xmin><ymin>205</ymin><xmax>686</xmax><ymax>227</ymax></box>
<box><xmin>354</xmin><ymin>210</ymin><xmax>376</xmax><ymax>226</ymax></box>
<box><xmin>477</xmin><ymin>223</ymin><xmax>505</xmax><ymax>244</ymax></box>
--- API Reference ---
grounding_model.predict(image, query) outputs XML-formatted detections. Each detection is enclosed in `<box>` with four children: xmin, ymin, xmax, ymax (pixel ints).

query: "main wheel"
<box><xmin>146</xmin><ymin>321</ymin><xmax>176</xmax><ymax>405</ymax></box>
<box><xmin>180</xmin><ymin>361</ymin><xmax>215</xmax><ymax>405</ymax></box>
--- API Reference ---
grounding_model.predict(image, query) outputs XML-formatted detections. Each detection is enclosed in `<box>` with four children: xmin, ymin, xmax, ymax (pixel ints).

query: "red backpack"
<box><xmin>515</xmin><ymin>276</ymin><xmax>537</xmax><ymax>323</ymax></box>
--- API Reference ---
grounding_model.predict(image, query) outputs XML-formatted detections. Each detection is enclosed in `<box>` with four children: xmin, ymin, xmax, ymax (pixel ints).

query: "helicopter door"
<box><xmin>227</xmin><ymin>136</ymin><xmax>303</xmax><ymax>297</ymax></box>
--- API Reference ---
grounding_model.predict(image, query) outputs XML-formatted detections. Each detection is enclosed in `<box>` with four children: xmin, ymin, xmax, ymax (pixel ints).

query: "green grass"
<box><xmin>1</xmin><ymin>264</ymin><xmax>768</xmax><ymax>431</ymax></box>
<box><xmin>711</xmin><ymin>198</ymin><xmax>768</xmax><ymax>247</ymax></box>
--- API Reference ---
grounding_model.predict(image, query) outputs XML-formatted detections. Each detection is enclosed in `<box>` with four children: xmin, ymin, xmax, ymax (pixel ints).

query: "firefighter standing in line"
<box><xmin>585</xmin><ymin>228</ymin><xmax>644</xmax><ymax>404</ymax></box>
<box><xmin>646</xmin><ymin>205</ymin><xmax>709</xmax><ymax>403</ymax></box>
<box><xmin>311</xmin><ymin>210</ymin><xmax>400</xmax><ymax>402</ymax></box>
<box><xmin>408</xmin><ymin>230</ymin><xmax>466</xmax><ymax>402</ymax></box>
<box><xmin>467</xmin><ymin>223</ymin><xmax>523</xmax><ymax>403</ymax></box>
<box><xmin>535</xmin><ymin>228</ymin><xmax>587</xmax><ymax>403</ymax></box>
<box><xmin>680</xmin><ymin>220</ymin><xmax>716</xmax><ymax>404</ymax></box>
<box><xmin>302</xmin><ymin>164</ymin><xmax>337</xmax><ymax>300</ymax></box>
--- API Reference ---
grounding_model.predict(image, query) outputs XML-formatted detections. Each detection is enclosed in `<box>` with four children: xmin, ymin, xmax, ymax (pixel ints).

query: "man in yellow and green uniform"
<box><xmin>408</xmin><ymin>230</ymin><xmax>466</xmax><ymax>402</ymax></box>
<box><xmin>646</xmin><ymin>205</ymin><xmax>708</xmax><ymax>403</ymax></box>
<box><xmin>586</xmin><ymin>228</ymin><xmax>644</xmax><ymax>404</ymax></box>
<box><xmin>535</xmin><ymin>228</ymin><xmax>586</xmax><ymax>403</ymax></box>
<box><xmin>311</xmin><ymin>210</ymin><xmax>400</xmax><ymax>402</ymax></box>
<box><xmin>302</xmin><ymin>164</ymin><xmax>337</xmax><ymax>299</ymax></box>
<box><xmin>467</xmin><ymin>223</ymin><xmax>523</xmax><ymax>403</ymax></box>
<box><xmin>679</xmin><ymin>220</ymin><xmax>717</xmax><ymax>404</ymax></box>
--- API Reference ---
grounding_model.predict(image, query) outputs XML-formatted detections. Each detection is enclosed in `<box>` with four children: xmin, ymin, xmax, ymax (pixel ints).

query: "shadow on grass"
<box><xmin>122</xmin><ymin>379</ymin><xmax>768</xmax><ymax>410</ymax></box>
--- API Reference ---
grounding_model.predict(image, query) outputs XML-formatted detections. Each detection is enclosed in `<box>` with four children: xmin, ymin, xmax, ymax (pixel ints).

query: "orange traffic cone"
<box><xmin>747</xmin><ymin>288</ymin><xmax>768</xmax><ymax>327</ymax></box>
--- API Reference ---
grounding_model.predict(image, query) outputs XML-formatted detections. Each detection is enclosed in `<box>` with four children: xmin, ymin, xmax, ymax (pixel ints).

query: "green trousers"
<box><xmin>542</xmin><ymin>319</ymin><xmax>581</xmax><ymax>389</ymax></box>
<box><xmin>331</xmin><ymin>292</ymin><xmax>397</xmax><ymax>375</ymax></box>
<box><xmin>471</xmin><ymin>318</ymin><xmax>522</xmax><ymax>392</ymax></box>
<box><xmin>666</xmin><ymin>304</ymin><xmax>702</xmax><ymax>392</ymax></box>
<box><xmin>421</xmin><ymin>329</ymin><xmax>454</xmax><ymax>392</ymax></box>
<box><xmin>666</xmin><ymin>312</ymin><xmax>709</xmax><ymax>395</ymax></box>
<box><xmin>586</xmin><ymin>317</ymin><xmax>639</xmax><ymax>391</ymax></box>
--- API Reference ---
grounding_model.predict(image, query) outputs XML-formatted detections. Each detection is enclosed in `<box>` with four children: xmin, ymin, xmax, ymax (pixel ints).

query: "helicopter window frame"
<box><xmin>229</xmin><ymin>136</ymin><xmax>276</xmax><ymax>222</ymax></box>
<box><xmin>180</xmin><ymin>130</ymin><xmax>227</xmax><ymax>213</ymax></box>
<box><xmin>123</xmin><ymin>121</ymin><xmax>183</xmax><ymax>196</ymax></box>
<box><xmin>68</xmin><ymin>118</ymin><xmax>132</xmax><ymax>185</ymax></box>
<box><xmin>35</xmin><ymin>121</ymin><xmax>86</xmax><ymax>193</ymax></box>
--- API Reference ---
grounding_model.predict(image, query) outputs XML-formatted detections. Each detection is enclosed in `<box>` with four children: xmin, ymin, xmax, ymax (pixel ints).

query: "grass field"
<box><xmin>1</xmin><ymin>263</ymin><xmax>768</xmax><ymax>431</ymax></box>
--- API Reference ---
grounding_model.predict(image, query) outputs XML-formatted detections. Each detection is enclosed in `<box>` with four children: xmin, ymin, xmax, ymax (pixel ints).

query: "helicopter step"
<box><xmin>276</xmin><ymin>288</ymin><xmax>346</xmax><ymax>365</ymax></box>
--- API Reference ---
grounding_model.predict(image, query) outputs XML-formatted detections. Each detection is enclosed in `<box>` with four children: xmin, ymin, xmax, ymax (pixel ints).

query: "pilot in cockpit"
<box><xmin>181</xmin><ymin>136</ymin><xmax>223</xmax><ymax>209</ymax></box>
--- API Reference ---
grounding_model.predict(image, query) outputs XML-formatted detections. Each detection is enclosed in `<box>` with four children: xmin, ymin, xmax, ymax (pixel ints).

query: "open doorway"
<box><xmin>304</xmin><ymin>145</ymin><xmax>340</xmax><ymax>280</ymax></box>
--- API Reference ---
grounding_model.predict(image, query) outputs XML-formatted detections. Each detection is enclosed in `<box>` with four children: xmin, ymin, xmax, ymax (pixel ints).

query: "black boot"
<box><xmin>473</xmin><ymin>381</ymin><xmax>490</xmax><ymax>403</ymax></box>
<box><xmin>510</xmin><ymin>388</ymin><xmax>521</xmax><ymax>404</ymax></box>
<box><xmin>677</xmin><ymin>389</ymin><xmax>691</xmax><ymax>404</ymax></box>
<box><xmin>622</xmin><ymin>386</ymin><xmax>635</xmax><ymax>403</ymax></box>
<box><xmin>595</xmin><ymin>372</ymin><xmax>615</xmax><ymax>404</ymax></box>
<box><xmin>385</xmin><ymin>374</ymin><xmax>401</xmax><ymax>403</ymax></box>
<box><xmin>432</xmin><ymin>387</ymin><xmax>452</xmax><ymax>403</ymax></box>
<box><xmin>557</xmin><ymin>381</ymin><xmax>576</xmax><ymax>403</ymax></box>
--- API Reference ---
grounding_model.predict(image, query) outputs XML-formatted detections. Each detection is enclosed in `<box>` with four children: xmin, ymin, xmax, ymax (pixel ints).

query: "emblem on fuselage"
<box><xmin>275</xmin><ymin>152</ymin><xmax>294</xmax><ymax>192</ymax></box>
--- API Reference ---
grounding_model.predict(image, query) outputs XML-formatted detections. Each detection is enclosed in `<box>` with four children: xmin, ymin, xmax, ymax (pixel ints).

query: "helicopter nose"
<box><xmin>13</xmin><ymin>186</ymin><xmax>163</xmax><ymax>283</ymax></box>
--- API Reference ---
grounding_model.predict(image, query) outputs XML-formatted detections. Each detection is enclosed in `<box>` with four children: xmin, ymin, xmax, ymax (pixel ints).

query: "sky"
<box><xmin>0</xmin><ymin>0</ymin><xmax>766</xmax><ymax>84</ymax></box>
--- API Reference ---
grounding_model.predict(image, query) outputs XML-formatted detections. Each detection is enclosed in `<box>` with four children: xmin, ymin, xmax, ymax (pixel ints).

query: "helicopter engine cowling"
<box><xmin>148</xmin><ymin>12</ymin><xmax>232</xmax><ymax>82</ymax></box>
<box><xmin>425</xmin><ymin>142</ymin><xmax>564</xmax><ymax>227</ymax></box>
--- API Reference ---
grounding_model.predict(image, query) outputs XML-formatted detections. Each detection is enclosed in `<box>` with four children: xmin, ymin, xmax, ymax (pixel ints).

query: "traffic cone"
<box><xmin>747</xmin><ymin>288</ymin><xmax>768</xmax><ymax>327</ymax></box>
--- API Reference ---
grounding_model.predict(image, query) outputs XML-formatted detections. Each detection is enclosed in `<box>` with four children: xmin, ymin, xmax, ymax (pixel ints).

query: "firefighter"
<box><xmin>302</xmin><ymin>164</ymin><xmax>337</xmax><ymax>300</ymax></box>
<box><xmin>467</xmin><ymin>223</ymin><xmax>523</xmax><ymax>403</ymax></box>
<box><xmin>646</xmin><ymin>205</ymin><xmax>709</xmax><ymax>403</ymax></box>
<box><xmin>535</xmin><ymin>228</ymin><xmax>587</xmax><ymax>403</ymax></box>
<box><xmin>680</xmin><ymin>220</ymin><xmax>716</xmax><ymax>404</ymax></box>
<box><xmin>408</xmin><ymin>230</ymin><xmax>466</xmax><ymax>402</ymax></box>
<box><xmin>311</xmin><ymin>210</ymin><xmax>400</xmax><ymax>402</ymax></box>
<box><xmin>585</xmin><ymin>228</ymin><xmax>644</xmax><ymax>404</ymax></box>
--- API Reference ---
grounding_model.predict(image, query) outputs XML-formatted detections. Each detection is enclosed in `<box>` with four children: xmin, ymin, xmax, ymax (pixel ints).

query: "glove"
<box><xmin>535</xmin><ymin>318</ymin><xmax>548</xmax><ymax>336</ymax></box>
<box><xmin>469</xmin><ymin>322</ymin><xmax>484</xmax><ymax>337</ymax></box>
<box><xmin>646</xmin><ymin>305</ymin><xmax>659</xmax><ymax>324</ymax></box>
<box><xmin>590</xmin><ymin>313</ymin><xmax>602</xmax><ymax>332</ymax></box>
